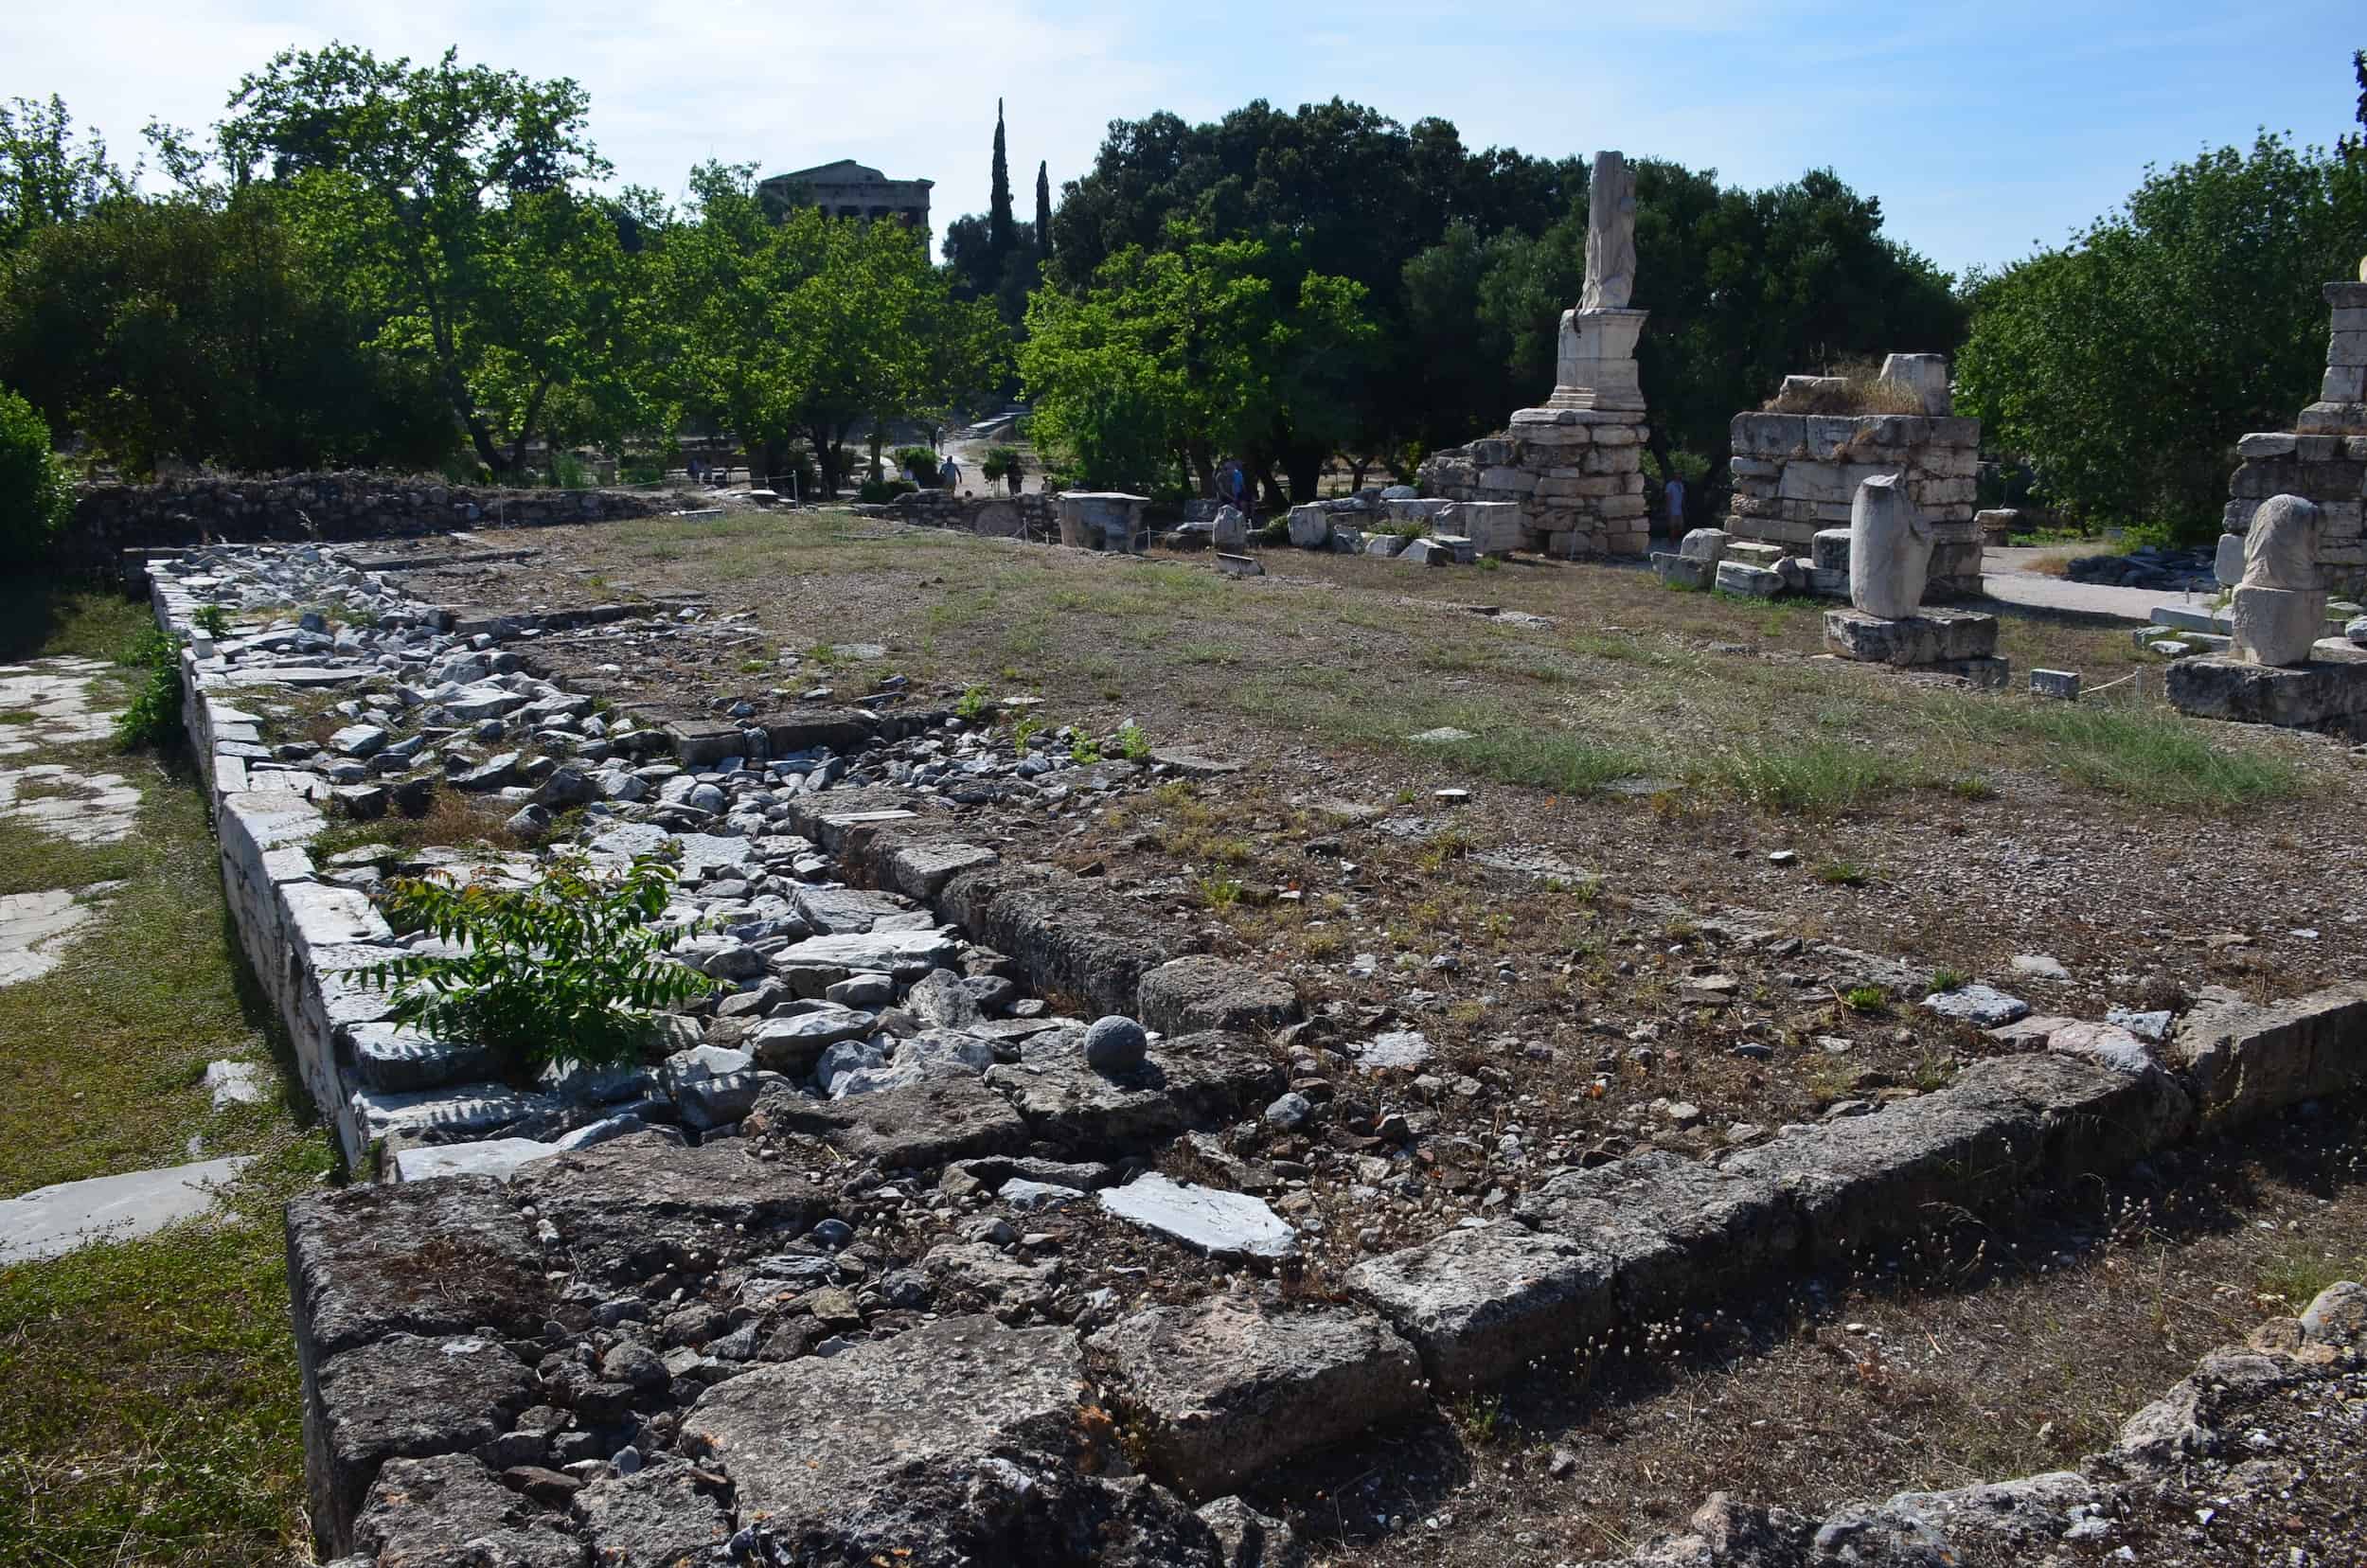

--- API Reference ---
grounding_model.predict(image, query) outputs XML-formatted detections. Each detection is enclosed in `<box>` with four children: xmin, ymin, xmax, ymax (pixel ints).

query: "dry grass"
<box><xmin>1761</xmin><ymin>364</ymin><xmax>1931</xmax><ymax>416</ymax></box>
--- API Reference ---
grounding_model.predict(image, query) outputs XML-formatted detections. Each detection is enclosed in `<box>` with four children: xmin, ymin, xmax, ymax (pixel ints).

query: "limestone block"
<box><xmin>1344</xmin><ymin>1221</ymin><xmax>1613</xmax><ymax>1392</ymax></box>
<box><xmin>2296</xmin><ymin>434</ymin><xmax>2345</xmax><ymax>461</ymax></box>
<box><xmin>1878</xmin><ymin>352</ymin><xmax>1952</xmax><ymax>416</ymax></box>
<box><xmin>2030</xmin><ymin>668</ymin><xmax>2081</xmax><ymax>701</ymax></box>
<box><xmin>1211</xmin><ymin>507</ymin><xmax>1248</xmax><ymax>549</ymax></box>
<box><xmin>1824</xmin><ymin>608</ymin><xmax>2000</xmax><ymax>666</ymax></box>
<box><xmin>1598</xmin><ymin>494</ymin><xmax>1647</xmax><ymax>519</ymax></box>
<box><xmin>1731</xmin><ymin>456</ymin><xmax>1779</xmax><ymax>479</ymax></box>
<box><xmin>1715</xmin><ymin>561</ymin><xmax>1784</xmax><ymax>597</ymax></box>
<box><xmin>2327</xmin><ymin>330</ymin><xmax>2367</xmax><ymax>366</ymax></box>
<box><xmin>1085</xmin><ymin>1302</ymin><xmax>1420</xmax><ymax>1497</ymax></box>
<box><xmin>1363</xmin><ymin>533</ymin><xmax>1407</xmax><ymax>558</ymax></box>
<box><xmin>2215</xmin><ymin>533</ymin><xmax>2247</xmax><ymax>587</ymax></box>
<box><xmin>1725</xmin><ymin>541</ymin><xmax>1786</xmax><ymax>568</ymax></box>
<box><xmin>1443</xmin><ymin>501</ymin><xmax>1523</xmax><ymax>554</ymax></box>
<box><xmin>1653</xmin><ymin>553</ymin><xmax>1715</xmax><ymax>589</ymax></box>
<box><xmin>2230</xmin><ymin>585</ymin><xmax>2326</xmax><ymax>667</ymax></box>
<box><xmin>1678</xmin><ymin>527</ymin><xmax>1729</xmax><ymax>563</ymax></box>
<box><xmin>1847</xmin><ymin>472</ymin><xmax>1932</xmax><ymax>618</ymax></box>
<box><xmin>1810</xmin><ymin>528</ymin><xmax>1851</xmax><ymax>573</ymax></box>
<box><xmin>1285</xmin><ymin>506</ymin><xmax>1329</xmax><ymax>549</ymax></box>
<box><xmin>2297</xmin><ymin>401</ymin><xmax>2367</xmax><ymax>436</ymax></box>
<box><xmin>2171</xmin><ymin>982</ymin><xmax>2367</xmax><ymax>1129</ymax></box>
<box><xmin>2242</xmin><ymin>494</ymin><xmax>2322</xmax><ymax>590</ymax></box>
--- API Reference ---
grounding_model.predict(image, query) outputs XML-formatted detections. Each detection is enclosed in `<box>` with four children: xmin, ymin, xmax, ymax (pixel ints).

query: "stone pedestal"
<box><xmin>2229</xmin><ymin>585</ymin><xmax>2327</xmax><ymax>667</ymax></box>
<box><xmin>1547</xmin><ymin>309</ymin><xmax>1648</xmax><ymax>413</ymax></box>
<box><xmin>1824</xmin><ymin>606</ymin><xmax>2003</xmax><ymax>684</ymax></box>
<box><xmin>2167</xmin><ymin>644</ymin><xmax>2367</xmax><ymax>737</ymax></box>
<box><xmin>1057</xmin><ymin>491</ymin><xmax>1148</xmax><ymax>552</ymax></box>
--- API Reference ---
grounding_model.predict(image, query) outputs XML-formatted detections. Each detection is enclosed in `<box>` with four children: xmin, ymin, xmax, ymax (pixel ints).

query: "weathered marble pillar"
<box><xmin>2230</xmin><ymin>493</ymin><xmax>2326</xmax><ymax>667</ymax></box>
<box><xmin>1846</xmin><ymin>473</ymin><xmax>1931</xmax><ymax>619</ymax></box>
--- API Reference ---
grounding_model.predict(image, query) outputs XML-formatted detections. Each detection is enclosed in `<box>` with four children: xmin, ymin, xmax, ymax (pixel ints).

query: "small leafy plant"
<box><xmin>364</xmin><ymin>852</ymin><xmax>719</xmax><ymax>1082</ymax></box>
<box><xmin>115</xmin><ymin>627</ymin><xmax>186</xmax><ymax>749</ymax></box>
<box><xmin>956</xmin><ymin>686</ymin><xmax>991</xmax><ymax>722</ymax></box>
<box><xmin>1112</xmin><ymin>720</ymin><xmax>1150</xmax><ymax>761</ymax></box>
<box><xmin>1842</xmin><ymin>984</ymin><xmax>1889</xmax><ymax>1014</ymax></box>
<box><xmin>1069</xmin><ymin>731</ymin><xmax>1104</xmax><ymax>765</ymax></box>
<box><xmin>192</xmin><ymin>604</ymin><xmax>233</xmax><ymax>638</ymax></box>
<box><xmin>1012</xmin><ymin>715</ymin><xmax>1044</xmax><ymax>754</ymax></box>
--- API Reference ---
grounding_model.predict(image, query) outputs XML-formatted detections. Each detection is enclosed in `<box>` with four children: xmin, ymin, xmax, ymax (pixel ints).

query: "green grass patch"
<box><xmin>1995</xmin><ymin>704</ymin><xmax>2309</xmax><ymax>810</ymax></box>
<box><xmin>1700</xmin><ymin>739</ymin><xmax>1928</xmax><ymax>814</ymax></box>
<box><xmin>0</xmin><ymin>1140</ymin><xmax>328</xmax><ymax>1567</ymax></box>
<box><xmin>0</xmin><ymin>577</ymin><xmax>151</xmax><ymax>664</ymax></box>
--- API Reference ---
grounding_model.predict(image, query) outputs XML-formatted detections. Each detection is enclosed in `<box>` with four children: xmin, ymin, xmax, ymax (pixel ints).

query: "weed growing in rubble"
<box><xmin>1814</xmin><ymin>860</ymin><xmax>1868</xmax><ymax>887</ymax></box>
<box><xmin>1930</xmin><ymin>968</ymin><xmax>1970</xmax><ymax>993</ymax></box>
<box><xmin>955</xmin><ymin>686</ymin><xmax>991</xmax><ymax>722</ymax></box>
<box><xmin>1842</xmin><ymin>984</ymin><xmax>1889</xmax><ymax>1014</ymax></box>
<box><xmin>1069</xmin><ymin>731</ymin><xmax>1104</xmax><ymax>765</ymax></box>
<box><xmin>1011</xmin><ymin>715</ymin><xmax>1044</xmax><ymax>754</ymax></box>
<box><xmin>191</xmin><ymin>604</ymin><xmax>232</xmax><ymax>638</ymax></box>
<box><xmin>363</xmin><ymin>851</ymin><xmax>718</xmax><ymax>1081</ymax></box>
<box><xmin>1113</xmin><ymin>721</ymin><xmax>1151</xmax><ymax>761</ymax></box>
<box><xmin>114</xmin><ymin>626</ymin><xmax>186</xmax><ymax>750</ymax></box>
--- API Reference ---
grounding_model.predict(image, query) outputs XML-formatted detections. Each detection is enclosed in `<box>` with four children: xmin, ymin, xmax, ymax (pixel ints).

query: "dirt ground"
<box><xmin>360</xmin><ymin>508</ymin><xmax>2367</xmax><ymax>1562</ymax></box>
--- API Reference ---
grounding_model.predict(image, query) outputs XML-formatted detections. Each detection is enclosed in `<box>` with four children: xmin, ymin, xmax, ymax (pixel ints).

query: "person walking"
<box><xmin>939</xmin><ymin>454</ymin><xmax>961</xmax><ymax>495</ymax></box>
<box><xmin>1664</xmin><ymin>472</ymin><xmax>1686</xmax><ymax>534</ymax></box>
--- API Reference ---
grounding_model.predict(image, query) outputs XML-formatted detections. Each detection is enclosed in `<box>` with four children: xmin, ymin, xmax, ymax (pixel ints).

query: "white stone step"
<box><xmin>0</xmin><ymin>1155</ymin><xmax>252</xmax><ymax>1263</ymax></box>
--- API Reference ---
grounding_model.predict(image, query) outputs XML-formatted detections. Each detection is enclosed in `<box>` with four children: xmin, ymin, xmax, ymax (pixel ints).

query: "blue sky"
<box><xmin>6</xmin><ymin>1</ymin><xmax>2360</xmax><ymax>276</ymax></box>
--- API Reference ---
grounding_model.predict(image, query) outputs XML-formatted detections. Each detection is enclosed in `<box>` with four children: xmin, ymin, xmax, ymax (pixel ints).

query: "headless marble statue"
<box><xmin>1579</xmin><ymin>151</ymin><xmax>1637</xmax><ymax>312</ymax></box>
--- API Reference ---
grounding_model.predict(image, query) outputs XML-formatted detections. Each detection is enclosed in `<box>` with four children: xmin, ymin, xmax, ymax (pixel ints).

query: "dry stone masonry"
<box><xmin>136</xmin><ymin>535</ymin><xmax>2367</xmax><ymax>1567</ymax></box>
<box><xmin>1419</xmin><ymin>151</ymin><xmax>1653</xmax><ymax>558</ymax></box>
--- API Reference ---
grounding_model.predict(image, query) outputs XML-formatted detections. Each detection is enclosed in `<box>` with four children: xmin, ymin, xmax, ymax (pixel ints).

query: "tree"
<box><xmin>1020</xmin><ymin>227</ymin><xmax>1374</xmax><ymax>497</ymax></box>
<box><xmin>1034</xmin><ymin>160</ymin><xmax>1053</xmax><ymax>260</ymax></box>
<box><xmin>0</xmin><ymin>185</ymin><xmax>453</xmax><ymax>474</ymax></box>
<box><xmin>216</xmin><ymin>45</ymin><xmax>646</xmax><ymax>476</ymax></box>
<box><xmin>0</xmin><ymin>96</ymin><xmax>129</xmax><ymax>264</ymax></box>
<box><xmin>988</xmin><ymin>98</ymin><xmax>1015</xmax><ymax>260</ymax></box>
<box><xmin>0</xmin><ymin>383</ymin><xmax>70</xmax><ymax>561</ymax></box>
<box><xmin>1957</xmin><ymin>131</ymin><xmax>2367</xmax><ymax>537</ymax></box>
<box><xmin>658</xmin><ymin>164</ymin><xmax>1004</xmax><ymax>496</ymax></box>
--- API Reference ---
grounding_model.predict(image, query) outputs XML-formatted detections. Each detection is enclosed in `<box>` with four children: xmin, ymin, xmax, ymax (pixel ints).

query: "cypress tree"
<box><xmin>988</xmin><ymin>98</ymin><xmax>1014</xmax><ymax>257</ymax></box>
<box><xmin>1034</xmin><ymin>160</ymin><xmax>1053</xmax><ymax>258</ymax></box>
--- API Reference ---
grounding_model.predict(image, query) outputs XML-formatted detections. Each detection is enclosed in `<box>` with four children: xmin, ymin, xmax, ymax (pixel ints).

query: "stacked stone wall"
<box><xmin>888</xmin><ymin>488</ymin><xmax>1057</xmax><ymax>539</ymax></box>
<box><xmin>1417</xmin><ymin>405</ymin><xmax>1650</xmax><ymax>557</ymax></box>
<box><xmin>1725</xmin><ymin>412</ymin><xmax>1983</xmax><ymax>597</ymax></box>
<box><xmin>2223</xmin><ymin>283</ymin><xmax>2367</xmax><ymax>595</ymax></box>
<box><xmin>71</xmin><ymin>472</ymin><xmax>673</xmax><ymax>563</ymax></box>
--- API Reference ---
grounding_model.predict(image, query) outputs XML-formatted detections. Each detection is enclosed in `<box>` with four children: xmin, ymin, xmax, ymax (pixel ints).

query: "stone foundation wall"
<box><xmin>890</xmin><ymin>489</ymin><xmax>1058</xmax><ymax>539</ymax></box>
<box><xmin>1724</xmin><ymin>412</ymin><xmax>1983</xmax><ymax>597</ymax></box>
<box><xmin>72</xmin><ymin>472</ymin><xmax>673</xmax><ymax>563</ymax></box>
<box><xmin>2223</xmin><ymin>282</ymin><xmax>2367</xmax><ymax>594</ymax></box>
<box><xmin>1417</xmin><ymin>405</ymin><xmax>1651</xmax><ymax>557</ymax></box>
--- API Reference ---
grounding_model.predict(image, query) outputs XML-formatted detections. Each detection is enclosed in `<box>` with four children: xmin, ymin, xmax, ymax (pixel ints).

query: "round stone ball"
<box><xmin>1083</xmin><ymin>1015</ymin><xmax>1148</xmax><ymax>1071</ymax></box>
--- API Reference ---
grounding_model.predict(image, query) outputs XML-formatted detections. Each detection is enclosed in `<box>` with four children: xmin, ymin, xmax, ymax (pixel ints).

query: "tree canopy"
<box><xmin>1957</xmin><ymin>130</ymin><xmax>2367</xmax><ymax>537</ymax></box>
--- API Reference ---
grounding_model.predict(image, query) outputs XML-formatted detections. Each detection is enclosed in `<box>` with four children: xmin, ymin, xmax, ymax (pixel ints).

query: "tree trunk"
<box><xmin>1346</xmin><ymin>454</ymin><xmax>1370</xmax><ymax>491</ymax></box>
<box><xmin>1283</xmin><ymin>447</ymin><xmax>1324</xmax><ymax>505</ymax></box>
<box><xmin>1186</xmin><ymin>443</ymin><xmax>1216</xmax><ymax>498</ymax></box>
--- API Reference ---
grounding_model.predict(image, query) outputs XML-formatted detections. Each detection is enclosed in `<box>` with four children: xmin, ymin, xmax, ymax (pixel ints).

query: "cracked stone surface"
<box><xmin>0</xmin><ymin>657</ymin><xmax>117</xmax><ymax>757</ymax></box>
<box><xmin>0</xmin><ymin>882</ymin><xmax>119</xmax><ymax>988</ymax></box>
<box><xmin>0</xmin><ymin>761</ymin><xmax>141</xmax><ymax>844</ymax></box>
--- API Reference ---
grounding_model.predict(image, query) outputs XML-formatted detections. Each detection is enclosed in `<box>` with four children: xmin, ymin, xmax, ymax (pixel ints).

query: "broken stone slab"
<box><xmin>662</xmin><ymin>1042</ymin><xmax>761</xmax><ymax>1131</ymax></box>
<box><xmin>0</xmin><ymin>1154</ymin><xmax>252</xmax><ymax>1264</ymax></box>
<box><xmin>348</xmin><ymin>1081</ymin><xmax>562</xmax><ymax>1148</ymax></box>
<box><xmin>1096</xmin><ymin>1172</ymin><xmax>1297</xmax><ymax>1260</ymax></box>
<box><xmin>2164</xmin><ymin>647</ymin><xmax>2367</xmax><ymax>734</ymax></box>
<box><xmin>285</xmin><ymin>1177</ymin><xmax>556</xmax><ymax>1372</ymax></box>
<box><xmin>769</xmin><ymin>928</ymin><xmax>961</xmax><ymax>982</ymax></box>
<box><xmin>746</xmin><ymin>1005</ymin><xmax>878</xmax><ymax>1075</ymax></box>
<box><xmin>388</xmin><ymin>1136</ymin><xmax>561</xmax><ymax>1184</ymax></box>
<box><xmin>883</xmin><ymin>839</ymin><xmax>1000</xmax><ymax>900</ymax></box>
<box><xmin>1715</xmin><ymin>560</ymin><xmax>1785</xmax><ymax>597</ymax></box>
<box><xmin>682</xmin><ymin>1315</ymin><xmax>1214</xmax><ymax>1562</ymax></box>
<box><xmin>790</xmin><ymin>883</ymin><xmax>914</xmax><ymax>935</ymax></box>
<box><xmin>349</xmin><ymin>1454</ymin><xmax>579</xmax><ymax>1568</ymax></box>
<box><xmin>340</xmin><ymin>1020</ymin><xmax>497</xmax><ymax>1095</ymax></box>
<box><xmin>1344</xmin><ymin>1221</ymin><xmax>1615</xmax><ymax>1392</ymax></box>
<box><xmin>1086</xmin><ymin>1300</ymin><xmax>1422</xmax><ymax>1498</ymax></box>
<box><xmin>311</xmin><ymin>1331</ymin><xmax>537</xmax><ymax>1556</ymax></box>
<box><xmin>2171</xmin><ymin>981</ymin><xmax>2367</xmax><ymax>1129</ymax></box>
<box><xmin>1823</xmin><ymin>606</ymin><xmax>1999</xmax><ymax>666</ymax></box>
<box><xmin>1514</xmin><ymin>1150</ymin><xmax>1798</xmax><ymax>1318</ymax></box>
<box><xmin>984</xmin><ymin>1029</ymin><xmax>1285</xmax><ymax>1152</ymax></box>
<box><xmin>747</xmin><ymin>1073</ymin><xmax>1031</xmax><ymax>1168</ymax></box>
<box><xmin>1922</xmin><ymin>983</ymin><xmax>2029</xmax><ymax>1027</ymax></box>
<box><xmin>938</xmin><ymin>866</ymin><xmax>1183</xmax><ymax>1019</ymax></box>
<box><xmin>509</xmin><ymin>1132</ymin><xmax>824</xmax><ymax>1287</ymax></box>
<box><xmin>571</xmin><ymin>1458</ymin><xmax>735</xmax><ymax>1564</ymax></box>
<box><xmin>203</xmin><ymin>1058</ymin><xmax>268</xmax><ymax>1110</ymax></box>
<box><xmin>1135</xmin><ymin>955</ymin><xmax>1301</xmax><ymax>1039</ymax></box>
<box><xmin>1650</xmin><ymin>552</ymin><xmax>1715</xmax><ymax>590</ymax></box>
<box><xmin>1351</xmin><ymin>1029</ymin><xmax>1433</xmax><ymax>1070</ymax></box>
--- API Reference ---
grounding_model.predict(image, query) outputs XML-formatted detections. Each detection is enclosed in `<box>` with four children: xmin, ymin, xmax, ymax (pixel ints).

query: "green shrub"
<box><xmin>191</xmin><ymin>604</ymin><xmax>233</xmax><ymax>638</ymax></box>
<box><xmin>114</xmin><ymin>626</ymin><xmax>185</xmax><ymax>749</ymax></box>
<box><xmin>982</xmin><ymin>446</ymin><xmax>1022</xmax><ymax>483</ymax></box>
<box><xmin>858</xmin><ymin>477</ymin><xmax>917</xmax><ymax>503</ymax></box>
<box><xmin>364</xmin><ymin>852</ymin><xmax>718</xmax><ymax>1082</ymax></box>
<box><xmin>1112</xmin><ymin>721</ymin><xmax>1151</xmax><ymax>761</ymax></box>
<box><xmin>0</xmin><ymin>387</ymin><xmax>72</xmax><ymax>564</ymax></box>
<box><xmin>895</xmin><ymin>445</ymin><xmax>943</xmax><ymax>485</ymax></box>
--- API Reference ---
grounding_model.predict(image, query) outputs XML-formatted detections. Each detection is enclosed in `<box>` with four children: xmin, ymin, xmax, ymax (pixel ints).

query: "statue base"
<box><xmin>1547</xmin><ymin>308</ymin><xmax>1647</xmax><ymax>413</ymax></box>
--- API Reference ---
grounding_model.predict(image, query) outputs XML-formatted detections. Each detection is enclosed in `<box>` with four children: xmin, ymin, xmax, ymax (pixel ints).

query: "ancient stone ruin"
<box><xmin>1418</xmin><ymin>151</ymin><xmax>1654</xmax><ymax>558</ymax></box>
<box><xmin>2221</xmin><ymin>280</ymin><xmax>2367</xmax><ymax>594</ymax></box>
<box><xmin>1659</xmin><ymin>353</ymin><xmax>1981</xmax><ymax>601</ymax></box>
<box><xmin>1820</xmin><ymin>473</ymin><xmax>2003</xmax><ymax>683</ymax></box>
